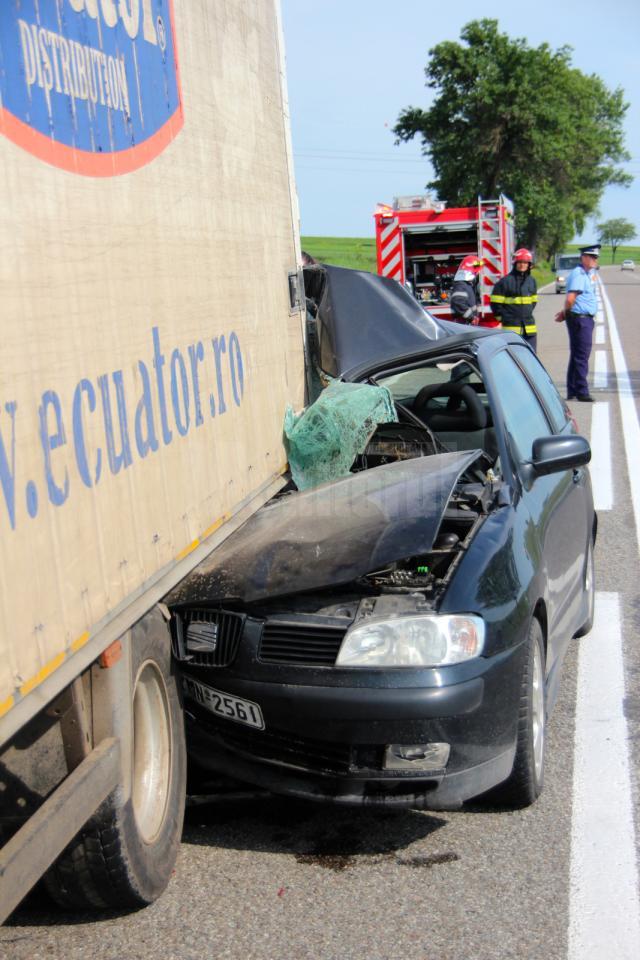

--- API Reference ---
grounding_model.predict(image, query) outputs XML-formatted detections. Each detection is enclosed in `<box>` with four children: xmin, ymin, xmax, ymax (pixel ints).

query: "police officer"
<box><xmin>554</xmin><ymin>243</ymin><xmax>600</xmax><ymax>402</ymax></box>
<box><xmin>490</xmin><ymin>248</ymin><xmax>538</xmax><ymax>351</ymax></box>
<box><xmin>450</xmin><ymin>255</ymin><xmax>484</xmax><ymax>324</ymax></box>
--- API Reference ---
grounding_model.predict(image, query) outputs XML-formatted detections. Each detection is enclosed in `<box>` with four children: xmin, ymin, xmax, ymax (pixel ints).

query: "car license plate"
<box><xmin>183</xmin><ymin>676</ymin><xmax>265</xmax><ymax>730</ymax></box>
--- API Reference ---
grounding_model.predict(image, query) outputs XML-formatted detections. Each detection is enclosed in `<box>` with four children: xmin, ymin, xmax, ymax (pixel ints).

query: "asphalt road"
<box><xmin>2</xmin><ymin>266</ymin><xmax>639</xmax><ymax>960</ymax></box>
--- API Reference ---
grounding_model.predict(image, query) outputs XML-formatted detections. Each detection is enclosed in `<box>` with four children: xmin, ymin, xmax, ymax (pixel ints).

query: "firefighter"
<box><xmin>449</xmin><ymin>255</ymin><xmax>484</xmax><ymax>324</ymax></box>
<box><xmin>490</xmin><ymin>248</ymin><xmax>538</xmax><ymax>351</ymax></box>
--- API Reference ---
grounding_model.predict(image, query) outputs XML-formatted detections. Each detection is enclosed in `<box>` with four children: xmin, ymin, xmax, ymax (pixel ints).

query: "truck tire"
<box><xmin>44</xmin><ymin>611</ymin><xmax>186</xmax><ymax>909</ymax></box>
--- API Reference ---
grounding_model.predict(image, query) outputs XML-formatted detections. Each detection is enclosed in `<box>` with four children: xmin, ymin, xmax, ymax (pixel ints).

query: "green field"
<box><xmin>301</xmin><ymin>235</ymin><xmax>557</xmax><ymax>286</ymax></box>
<box><xmin>565</xmin><ymin>243</ymin><xmax>640</xmax><ymax>266</ymax></box>
<box><xmin>301</xmin><ymin>236</ymin><xmax>377</xmax><ymax>272</ymax></box>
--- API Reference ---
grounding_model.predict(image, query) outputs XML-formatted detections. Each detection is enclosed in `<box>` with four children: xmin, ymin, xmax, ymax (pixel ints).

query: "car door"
<box><xmin>486</xmin><ymin>347</ymin><xmax>590</xmax><ymax>667</ymax></box>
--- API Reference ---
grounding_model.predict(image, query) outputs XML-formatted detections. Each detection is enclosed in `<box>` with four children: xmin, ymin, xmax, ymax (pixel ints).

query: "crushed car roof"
<box><xmin>167</xmin><ymin>450</ymin><xmax>481</xmax><ymax>605</ymax></box>
<box><xmin>304</xmin><ymin>263</ymin><xmax>449</xmax><ymax>378</ymax></box>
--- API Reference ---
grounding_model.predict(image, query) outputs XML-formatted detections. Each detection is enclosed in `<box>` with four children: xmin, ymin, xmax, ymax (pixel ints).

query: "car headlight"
<box><xmin>336</xmin><ymin>614</ymin><xmax>485</xmax><ymax>668</ymax></box>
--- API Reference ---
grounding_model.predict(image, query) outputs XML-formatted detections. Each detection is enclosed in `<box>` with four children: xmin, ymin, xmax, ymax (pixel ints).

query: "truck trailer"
<box><xmin>0</xmin><ymin>0</ymin><xmax>305</xmax><ymax>919</ymax></box>
<box><xmin>374</xmin><ymin>195</ymin><xmax>515</xmax><ymax>326</ymax></box>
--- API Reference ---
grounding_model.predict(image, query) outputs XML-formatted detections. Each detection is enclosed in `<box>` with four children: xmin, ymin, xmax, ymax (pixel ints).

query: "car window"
<box><xmin>509</xmin><ymin>346</ymin><xmax>569</xmax><ymax>432</ymax></box>
<box><xmin>490</xmin><ymin>350</ymin><xmax>552</xmax><ymax>462</ymax></box>
<box><xmin>377</xmin><ymin>360</ymin><xmax>480</xmax><ymax>403</ymax></box>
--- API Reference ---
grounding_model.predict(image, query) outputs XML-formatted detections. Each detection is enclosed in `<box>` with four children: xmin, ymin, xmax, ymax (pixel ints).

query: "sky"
<box><xmin>280</xmin><ymin>0</ymin><xmax>640</xmax><ymax>244</ymax></box>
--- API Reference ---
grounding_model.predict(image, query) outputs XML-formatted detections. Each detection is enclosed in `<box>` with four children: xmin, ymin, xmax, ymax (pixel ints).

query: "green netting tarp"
<box><xmin>283</xmin><ymin>380</ymin><xmax>396</xmax><ymax>491</ymax></box>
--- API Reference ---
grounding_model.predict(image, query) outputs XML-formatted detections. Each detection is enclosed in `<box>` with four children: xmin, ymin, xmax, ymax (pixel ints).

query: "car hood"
<box><xmin>167</xmin><ymin>450</ymin><xmax>481</xmax><ymax>605</ymax></box>
<box><xmin>304</xmin><ymin>263</ymin><xmax>448</xmax><ymax>378</ymax></box>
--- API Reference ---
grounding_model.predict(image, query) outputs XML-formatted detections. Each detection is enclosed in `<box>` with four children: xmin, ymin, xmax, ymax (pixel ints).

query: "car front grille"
<box><xmin>196</xmin><ymin>712</ymin><xmax>354</xmax><ymax>775</ymax></box>
<box><xmin>259</xmin><ymin>619</ymin><xmax>347</xmax><ymax>666</ymax></box>
<box><xmin>180</xmin><ymin>609</ymin><xmax>245</xmax><ymax>667</ymax></box>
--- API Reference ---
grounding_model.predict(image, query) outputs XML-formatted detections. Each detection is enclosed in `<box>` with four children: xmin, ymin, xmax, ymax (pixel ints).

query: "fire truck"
<box><xmin>374</xmin><ymin>195</ymin><xmax>515</xmax><ymax>326</ymax></box>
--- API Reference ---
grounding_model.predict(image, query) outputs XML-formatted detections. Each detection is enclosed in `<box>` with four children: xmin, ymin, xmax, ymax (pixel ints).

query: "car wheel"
<box><xmin>45</xmin><ymin>611</ymin><xmax>186</xmax><ymax>909</ymax></box>
<box><xmin>574</xmin><ymin>538</ymin><xmax>595</xmax><ymax>638</ymax></box>
<box><xmin>492</xmin><ymin>618</ymin><xmax>546</xmax><ymax>808</ymax></box>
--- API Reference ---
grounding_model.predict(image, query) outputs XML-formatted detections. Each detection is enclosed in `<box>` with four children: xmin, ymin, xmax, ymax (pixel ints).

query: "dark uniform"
<box><xmin>450</xmin><ymin>278</ymin><xmax>479</xmax><ymax>323</ymax></box>
<box><xmin>561</xmin><ymin>244</ymin><xmax>600</xmax><ymax>401</ymax></box>
<box><xmin>490</xmin><ymin>269</ymin><xmax>538</xmax><ymax>351</ymax></box>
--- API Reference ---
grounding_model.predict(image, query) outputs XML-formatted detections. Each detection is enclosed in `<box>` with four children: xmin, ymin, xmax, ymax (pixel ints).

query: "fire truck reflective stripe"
<box><xmin>381</xmin><ymin>237</ymin><xmax>401</xmax><ymax>268</ymax></box>
<box><xmin>382</xmin><ymin>252</ymin><xmax>401</xmax><ymax>277</ymax></box>
<box><xmin>381</xmin><ymin>219</ymin><xmax>400</xmax><ymax>243</ymax></box>
<box><xmin>381</xmin><ymin>235</ymin><xmax>400</xmax><ymax>262</ymax></box>
<box><xmin>503</xmin><ymin>324</ymin><xmax>537</xmax><ymax>334</ymax></box>
<box><xmin>490</xmin><ymin>295</ymin><xmax>537</xmax><ymax>305</ymax></box>
<box><xmin>483</xmin><ymin>260</ymin><xmax>502</xmax><ymax>275</ymax></box>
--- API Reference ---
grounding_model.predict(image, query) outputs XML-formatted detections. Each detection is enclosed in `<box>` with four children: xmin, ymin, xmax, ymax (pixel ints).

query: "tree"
<box><xmin>393</xmin><ymin>20</ymin><xmax>631</xmax><ymax>258</ymax></box>
<box><xmin>597</xmin><ymin>218</ymin><xmax>636</xmax><ymax>262</ymax></box>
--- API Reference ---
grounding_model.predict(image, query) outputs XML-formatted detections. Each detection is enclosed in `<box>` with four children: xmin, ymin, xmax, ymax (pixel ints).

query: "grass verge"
<box><xmin>301</xmin><ymin>237</ymin><xmax>376</xmax><ymax>272</ymax></box>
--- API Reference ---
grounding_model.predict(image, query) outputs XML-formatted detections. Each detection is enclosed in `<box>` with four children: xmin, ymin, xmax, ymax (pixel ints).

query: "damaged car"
<box><xmin>167</xmin><ymin>264</ymin><xmax>595</xmax><ymax>810</ymax></box>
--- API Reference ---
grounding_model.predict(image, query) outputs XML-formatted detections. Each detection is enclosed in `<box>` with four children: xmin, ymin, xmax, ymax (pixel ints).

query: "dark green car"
<box><xmin>169</xmin><ymin>266</ymin><xmax>595</xmax><ymax>811</ymax></box>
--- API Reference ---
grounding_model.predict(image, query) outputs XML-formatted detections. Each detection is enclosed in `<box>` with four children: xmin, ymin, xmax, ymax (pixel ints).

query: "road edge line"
<box><xmin>569</xmin><ymin>591</ymin><xmax>640</xmax><ymax>960</ymax></box>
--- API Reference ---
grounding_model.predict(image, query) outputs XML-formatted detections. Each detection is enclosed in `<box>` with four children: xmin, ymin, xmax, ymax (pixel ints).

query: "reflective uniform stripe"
<box><xmin>490</xmin><ymin>295</ymin><xmax>537</xmax><ymax>305</ymax></box>
<box><xmin>503</xmin><ymin>324</ymin><xmax>537</xmax><ymax>334</ymax></box>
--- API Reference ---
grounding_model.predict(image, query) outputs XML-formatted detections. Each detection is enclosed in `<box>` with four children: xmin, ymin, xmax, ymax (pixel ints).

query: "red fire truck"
<box><xmin>374</xmin><ymin>195</ymin><xmax>515</xmax><ymax>326</ymax></box>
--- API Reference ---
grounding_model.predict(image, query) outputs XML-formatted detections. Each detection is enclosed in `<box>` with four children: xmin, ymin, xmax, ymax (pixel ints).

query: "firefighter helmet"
<box><xmin>513</xmin><ymin>248</ymin><xmax>533</xmax><ymax>263</ymax></box>
<box><xmin>460</xmin><ymin>255</ymin><xmax>484</xmax><ymax>274</ymax></box>
<box><xmin>454</xmin><ymin>256</ymin><xmax>484</xmax><ymax>283</ymax></box>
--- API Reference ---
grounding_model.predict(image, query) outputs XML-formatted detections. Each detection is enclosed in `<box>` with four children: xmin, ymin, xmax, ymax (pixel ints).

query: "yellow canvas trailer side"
<box><xmin>0</xmin><ymin>0</ymin><xmax>304</xmax><ymax>917</ymax></box>
<box><xmin>0</xmin><ymin>0</ymin><xmax>305</xmax><ymax>741</ymax></box>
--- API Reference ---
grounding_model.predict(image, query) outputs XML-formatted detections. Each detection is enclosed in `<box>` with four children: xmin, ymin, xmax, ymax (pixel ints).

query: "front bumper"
<box><xmin>181</xmin><ymin>642</ymin><xmax>525</xmax><ymax>809</ymax></box>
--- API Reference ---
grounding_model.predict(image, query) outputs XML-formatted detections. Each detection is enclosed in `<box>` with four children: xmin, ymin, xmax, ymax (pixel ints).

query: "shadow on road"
<box><xmin>5</xmin><ymin>793</ymin><xmax>451</xmax><ymax>927</ymax></box>
<box><xmin>610</xmin><ymin>371</ymin><xmax>640</xmax><ymax>396</ymax></box>
<box><xmin>182</xmin><ymin>792</ymin><xmax>449</xmax><ymax>872</ymax></box>
<box><xmin>4</xmin><ymin>888</ymin><xmax>134</xmax><ymax>928</ymax></box>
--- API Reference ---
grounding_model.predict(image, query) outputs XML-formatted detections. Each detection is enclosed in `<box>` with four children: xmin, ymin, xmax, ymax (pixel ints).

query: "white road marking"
<box><xmin>599</xmin><ymin>279</ymin><xmax>640</xmax><ymax>548</ymax></box>
<box><xmin>589</xmin><ymin>402</ymin><xmax>612</xmax><ymax>510</ymax></box>
<box><xmin>593</xmin><ymin>350</ymin><xmax>608</xmax><ymax>389</ymax></box>
<box><xmin>594</xmin><ymin>324</ymin><xmax>606</xmax><ymax>345</ymax></box>
<box><xmin>569</xmin><ymin>591</ymin><xmax>640</xmax><ymax>960</ymax></box>
<box><xmin>594</xmin><ymin>286</ymin><xmax>605</xmax><ymax>325</ymax></box>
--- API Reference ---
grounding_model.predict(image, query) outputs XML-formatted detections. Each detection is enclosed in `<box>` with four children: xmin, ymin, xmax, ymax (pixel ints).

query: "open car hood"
<box><xmin>304</xmin><ymin>263</ymin><xmax>448</xmax><ymax>378</ymax></box>
<box><xmin>167</xmin><ymin>450</ymin><xmax>480</xmax><ymax>605</ymax></box>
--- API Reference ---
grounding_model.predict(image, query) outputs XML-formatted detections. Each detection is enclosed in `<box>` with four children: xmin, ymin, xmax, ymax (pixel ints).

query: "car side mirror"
<box><xmin>529</xmin><ymin>435</ymin><xmax>591</xmax><ymax>477</ymax></box>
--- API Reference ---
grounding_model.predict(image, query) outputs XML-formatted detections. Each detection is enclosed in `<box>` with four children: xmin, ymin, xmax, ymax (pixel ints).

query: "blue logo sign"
<box><xmin>0</xmin><ymin>0</ymin><xmax>183</xmax><ymax>175</ymax></box>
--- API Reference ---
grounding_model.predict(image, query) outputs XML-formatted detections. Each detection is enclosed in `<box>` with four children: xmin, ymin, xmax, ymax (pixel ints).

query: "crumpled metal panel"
<box><xmin>167</xmin><ymin>450</ymin><xmax>481</xmax><ymax>605</ymax></box>
<box><xmin>304</xmin><ymin>264</ymin><xmax>447</xmax><ymax>378</ymax></box>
